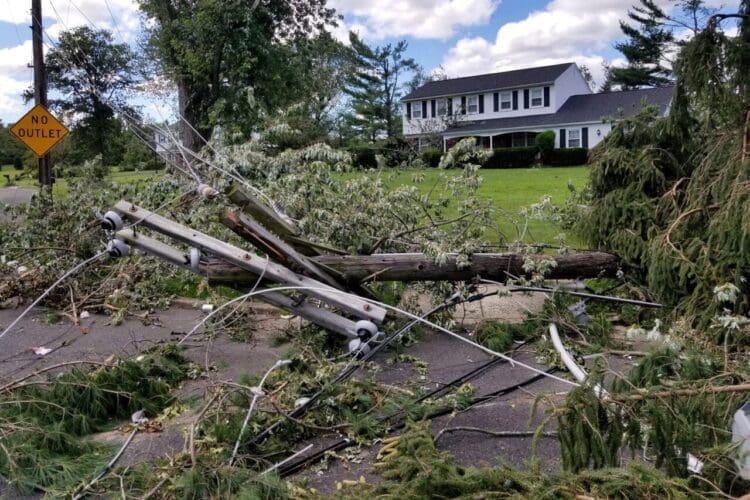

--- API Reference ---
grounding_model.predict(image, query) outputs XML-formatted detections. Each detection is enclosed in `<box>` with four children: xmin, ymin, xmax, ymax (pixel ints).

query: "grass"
<box><xmin>1</xmin><ymin>162</ymin><xmax>588</xmax><ymax>244</ymax></box>
<box><xmin>347</xmin><ymin>166</ymin><xmax>590</xmax><ymax>244</ymax></box>
<box><xmin>1</xmin><ymin>164</ymin><xmax>163</xmax><ymax>197</ymax></box>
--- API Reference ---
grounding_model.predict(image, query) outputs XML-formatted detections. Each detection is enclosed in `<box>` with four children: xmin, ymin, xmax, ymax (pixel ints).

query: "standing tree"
<box><xmin>137</xmin><ymin>0</ymin><xmax>337</xmax><ymax>152</ymax></box>
<box><xmin>343</xmin><ymin>33</ymin><xmax>419</xmax><ymax>142</ymax></box>
<box><xmin>610</xmin><ymin>0</ymin><xmax>717</xmax><ymax>89</ymax></box>
<box><xmin>44</xmin><ymin>27</ymin><xmax>137</xmax><ymax>167</ymax></box>
<box><xmin>609</xmin><ymin>1</ymin><xmax>675</xmax><ymax>88</ymax></box>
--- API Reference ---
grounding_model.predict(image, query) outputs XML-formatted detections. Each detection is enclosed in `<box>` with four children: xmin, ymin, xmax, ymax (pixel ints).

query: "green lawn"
<box><xmin>347</xmin><ymin>166</ymin><xmax>590</xmax><ymax>244</ymax></box>
<box><xmin>1</xmin><ymin>164</ymin><xmax>163</xmax><ymax>197</ymax></box>
<box><xmin>1</xmin><ymin>162</ymin><xmax>589</xmax><ymax>244</ymax></box>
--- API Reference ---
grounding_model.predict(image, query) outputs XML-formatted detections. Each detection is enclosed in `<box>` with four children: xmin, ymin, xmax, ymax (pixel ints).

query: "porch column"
<box><xmin>489</xmin><ymin>135</ymin><xmax>493</xmax><ymax>149</ymax></box>
<box><xmin>443</xmin><ymin>136</ymin><xmax>447</xmax><ymax>153</ymax></box>
<box><xmin>417</xmin><ymin>136</ymin><xmax>422</xmax><ymax>151</ymax></box>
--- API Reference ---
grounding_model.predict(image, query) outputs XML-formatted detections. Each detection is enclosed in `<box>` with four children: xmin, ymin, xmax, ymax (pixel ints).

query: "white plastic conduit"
<box><xmin>549</xmin><ymin>323</ymin><xmax>609</xmax><ymax>399</ymax></box>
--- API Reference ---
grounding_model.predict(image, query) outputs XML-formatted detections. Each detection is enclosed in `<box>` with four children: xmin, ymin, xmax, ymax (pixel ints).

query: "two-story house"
<box><xmin>401</xmin><ymin>62</ymin><xmax>674</xmax><ymax>152</ymax></box>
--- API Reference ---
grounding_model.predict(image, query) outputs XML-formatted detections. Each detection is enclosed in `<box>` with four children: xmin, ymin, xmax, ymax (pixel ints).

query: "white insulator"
<box><xmin>348</xmin><ymin>338</ymin><xmax>371</xmax><ymax>357</ymax></box>
<box><xmin>101</xmin><ymin>210</ymin><xmax>124</xmax><ymax>231</ymax></box>
<box><xmin>188</xmin><ymin>247</ymin><xmax>201</xmax><ymax>270</ymax></box>
<box><xmin>355</xmin><ymin>320</ymin><xmax>378</xmax><ymax>338</ymax></box>
<box><xmin>197</xmin><ymin>183</ymin><xmax>219</xmax><ymax>199</ymax></box>
<box><xmin>107</xmin><ymin>239</ymin><xmax>130</xmax><ymax>258</ymax></box>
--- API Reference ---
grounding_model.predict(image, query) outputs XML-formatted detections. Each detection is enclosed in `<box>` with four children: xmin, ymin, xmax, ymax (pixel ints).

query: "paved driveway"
<box><xmin>0</xmin><ymin>187</ymin><xmax>35</xmax><ymax>206</ymax></box>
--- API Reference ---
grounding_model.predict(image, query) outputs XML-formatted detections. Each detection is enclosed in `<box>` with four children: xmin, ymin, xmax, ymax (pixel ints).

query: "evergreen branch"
<box><xmin>614</xmin><ymin>381</ymin><xmax>750</xmax><ymax>402</ymax></box>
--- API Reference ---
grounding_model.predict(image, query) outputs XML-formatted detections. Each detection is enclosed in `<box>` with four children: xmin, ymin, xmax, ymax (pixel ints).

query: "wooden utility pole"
<box><xmin>31</xmin><ymin>0</ymin><xmax>53</xmax><ymax>187</ymax></box>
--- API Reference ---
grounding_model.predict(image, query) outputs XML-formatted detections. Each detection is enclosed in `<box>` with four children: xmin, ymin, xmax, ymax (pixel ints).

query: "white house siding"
<box><xmin>553</xmin><ymin>122</ymin><xmax>612</xmax><ymax>149</ymax></box>
<box><xmin>552</xmin><ymin>64</ymin><xmax>592</xmax><ymax>111</ymax></box>
<box><xmin>404</xmin><ymin>86</ymin><xmax>558</xmax><ymax>136</ymax></box>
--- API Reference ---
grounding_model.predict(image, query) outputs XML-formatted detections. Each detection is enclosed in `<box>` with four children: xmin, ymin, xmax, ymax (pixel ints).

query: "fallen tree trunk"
<box><xmin>203</xmin><ymin>252</ymin><xmax>620</xmax><ymax>286</ymax></box>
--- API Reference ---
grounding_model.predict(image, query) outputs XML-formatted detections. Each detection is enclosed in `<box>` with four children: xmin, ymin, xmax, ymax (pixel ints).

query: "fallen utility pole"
<box><xmin>200</xmin><ymin>252</ymin><xmax>620</xmax><ymax>286</ymax></box>
<box><xmin>116</xmin><ymin>229</ymin><xmax>359</xmax><ymax>338</ymax></box>
<box><xmin>113</xmin><ymin>201</ymin><xmax>386</xmax><ymax>325</ymax></box>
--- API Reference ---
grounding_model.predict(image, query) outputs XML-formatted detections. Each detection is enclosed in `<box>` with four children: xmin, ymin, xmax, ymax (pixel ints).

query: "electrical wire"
<box><xmin>229</xmin><ymin>358</ymin><xmax>291</xmax><ymax>466</ymax></box>
<box><xmin>0</xmin><ymin>250</ymin><xmax>107</xmax><ymax>340</ymax></box>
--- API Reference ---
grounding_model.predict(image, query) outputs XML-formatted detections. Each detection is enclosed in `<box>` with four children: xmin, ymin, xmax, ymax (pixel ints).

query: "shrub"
<box><xmin>382</xmin><ymin>137</ymin><xmax>411</xmax><ymax>167</ymax></box>
<box><xmin>544</xmin><ymin>147</ymin><xmax>588</xmax><ymax>166</ymax></box>
<box><xmin>13</xmin><ymin>156</ymin><xmax>23</xmax><ymax>170</ymax></box>
<box><xmin>535</xmin><ymin>130</ymin><xmax>556</xmax><ymax>154</ymax></box>
<box><xmin>483</xmin><ymin>147</ymin><xmax>538</xmax><ymax>169</ymax></box>
<box><xmin>349</xmin><ymin>144</ymin><xmax>378</xmax><ymax>169</ymax></box>
<box><xmin>421</xmin><ymin>148</ymin><xmax>442</xmax><ymax>168</ymax></box>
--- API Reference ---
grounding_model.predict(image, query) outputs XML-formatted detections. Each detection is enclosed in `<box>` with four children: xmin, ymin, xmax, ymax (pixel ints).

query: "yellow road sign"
<box><xmin>10</xmin><ymin>104</ymin><xmax>69</xmax><ymax>158</ymax></box>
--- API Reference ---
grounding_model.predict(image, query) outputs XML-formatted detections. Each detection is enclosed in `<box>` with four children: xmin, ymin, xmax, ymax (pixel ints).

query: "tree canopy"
<box><xmin>342</xmin><ymin>32</ymin><xmax>418</xmax><ymax>143</ymax></box>
<box><xmin>44</xmin><ymin>26</ymin><xmax>138</xmax><ymax>166</ymax></box>
<box><xmin>136</xmin><ymin>0</ymin><xmax>338</xmax><ymax>151</ymax></box>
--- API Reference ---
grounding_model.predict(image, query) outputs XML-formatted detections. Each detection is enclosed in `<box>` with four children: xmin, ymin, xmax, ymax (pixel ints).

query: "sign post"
<box><xmin>10</xmin><ymin>104</ymin><xmax>69</xmax><ymax>158</ymax></box>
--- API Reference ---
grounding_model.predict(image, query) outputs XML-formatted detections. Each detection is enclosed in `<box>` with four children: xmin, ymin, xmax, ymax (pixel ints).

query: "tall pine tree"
<box><xmin>343</xmin><ymin>33</ymin><xmax>418</xmax><ymax>142</ymax></box>
<box><xmin>610</xmin><ymin>0</ymin><xmax>675</xmax><ymax>88</ymax></box>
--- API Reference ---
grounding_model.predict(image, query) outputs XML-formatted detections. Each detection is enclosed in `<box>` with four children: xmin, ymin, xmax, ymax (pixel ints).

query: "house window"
<box><xmin>412</xmin><ymin>103</ymin><xmax>422</xmax><ymax>119</ymax></box>
<box><xmin>568</xmin><ymin>129</ymin><xmax>581</xmax><ymax>148</ymax></box>
<box><xmin>467</xmin><ymin>95</ymin><xmax>479</xmax><ymax>114</ymax></box>
<box><xmin>500</xmin><ymin>91</ymin><xmax>512</xmax><ymax>110</ymax></box>
<box><xmin>530</xmin><ymin>88</ymin><xmax>543</xmax><ymax>107</ymax></box>
<box><xmin>437</xmin><ymin>98</ymin><xmax>448</xmax><ymax>116</ymax></box>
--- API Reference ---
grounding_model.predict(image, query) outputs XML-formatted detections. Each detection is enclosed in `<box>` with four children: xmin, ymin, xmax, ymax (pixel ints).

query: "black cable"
<box><xmin>246</xmin><ymin>290</ymin><xmax>493</xmax><ymax>448</ymax></box>
<box><xmin>277</xmin><ymin>367</ymin><xmax>559</xmax><ymax>477</ymax></box>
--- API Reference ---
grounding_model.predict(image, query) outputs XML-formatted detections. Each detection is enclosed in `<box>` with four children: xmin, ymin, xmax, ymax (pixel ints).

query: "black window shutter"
<box><xmin>493</xmin><ymin>93</ymin><xmax>499</xmax><ymax>112</ymax></box>
<box><xmin>512</xmin><ymin>91</ymin><xmax>518</xmax><ymax>110</ymax></box>
<box><xmin>461</xmin><ymin>96</ymin><xmax>467</xmax><ymax>115</ymax></box>
<box><xmin>406</xmin><ymin>102</ymin><xmax>412</xmax><ymax>118</ymax></box>
<box><xmin>478</xmin><ymin>95</ymin><xmax>484</xmax><ymax>113</ymax></box>
<box><xmin>422</xmin><ymin>101</ymin><xmax>427</xmax><ymax>118</ymax></box>
<box><xmin>523</xmin><ymin>89</ymin><xmax>530</xmax><ymax>109</ymax></box>
<box><xmin>448</xmin><ymin>98</ymin><xmax>453</xmax><ymax>115</ymax></box>
<box><xmin>582</xmin><ymin>127</ymin><xmax>589</xmax><ymax>148</ymax></box>
<box><xmin>559</xmin><ymin>129</ymin><xmax>566</xmax><ymax>149</ymax></box>
<box><xmin>431</xmin><ymin>100</ymin><xmax>436</xmax><ymax>117</ymax></box>
<box><xmin>544</xmin><ymin>86</ymin><xmax>550</xmax><ymax>107</ymax></box>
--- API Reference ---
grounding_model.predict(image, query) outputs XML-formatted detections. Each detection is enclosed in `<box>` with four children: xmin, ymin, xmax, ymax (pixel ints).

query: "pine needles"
<box><xmin>0</xmin><ymin>346</ymin><xmax>188</xmax><ymax>494</ymax></box>
<box><xmin>574</xmin><ymin>11</ymin><xmax>750</xmax><ymax>327</ymax></box>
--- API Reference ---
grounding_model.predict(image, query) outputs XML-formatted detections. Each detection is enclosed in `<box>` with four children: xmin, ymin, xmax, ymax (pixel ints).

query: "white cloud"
<box><xmin>440</xmin><ymin>0</ymin><xmax>636</xmax><ymax>87</ymax></box>
<box><xmin>0</xmin><ymin>42</ymin><xmax>33</xmax><ymax>77</ymax></box>
<box><xmin>330</xmin><ymin>0</ymin><xmax>500</xmax><ymax>40</ymax></box>
<box><xmin>0</xmin><ymin>1</ymin><xmax>144</xmax><ymax>123</ymax></box>
<box><xmin>0</xmin><ymin>75</ymin><xmax>30</xmax><ymax>121</ymax></box>
<box><xmin>45</xmin><ymin>0</ymin><xmax>143</xmax><ymax>41</ymax></box>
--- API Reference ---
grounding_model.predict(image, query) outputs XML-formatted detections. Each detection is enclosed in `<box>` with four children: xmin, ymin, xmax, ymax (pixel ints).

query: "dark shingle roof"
<box><xmin>402</xmin><ymin>63</ymin><xmax>575</xmax><ymax>101</ymax></box>
<box><xmin>444</xmin><ymin>87</ymin><xmax>674</xmax><ymax>134</ymax></box>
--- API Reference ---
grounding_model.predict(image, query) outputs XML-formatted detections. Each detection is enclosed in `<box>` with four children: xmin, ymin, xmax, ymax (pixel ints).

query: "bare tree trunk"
<box><xmin>202</xmin><ymin>252</ymin><xmax>621</xmax><ymax>286</ymax></box>
<box><xmin>177</xmin><ymin>79</ymin><xmax>203</xmax><ymax>155</ymax></box>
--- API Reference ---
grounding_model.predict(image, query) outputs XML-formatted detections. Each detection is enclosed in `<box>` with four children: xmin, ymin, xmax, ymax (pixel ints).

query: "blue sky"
<box><xmin>0</xmin><ymin>0</ymin><xmax>728</xmax><ymax>123</ymax></box>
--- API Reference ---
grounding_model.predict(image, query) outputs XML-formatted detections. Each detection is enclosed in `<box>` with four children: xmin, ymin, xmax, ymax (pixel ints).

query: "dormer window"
<box><xmin>500</xmin><ymin>91</ymin><xmax>512</xmax><ymax>110</ymax></box>
<box><xmin>530</xmin><ymin>88</ymin><xmax>544</xmax><ymax>107</ymax></box>
<box><xmin>467</xmin><ymin>95</ymin><xmax>479</xmax><ymax>114</ymax></box>
<box><xmin>412</xmin><ymin>103</ymin><xmax>422</xmax><ymax>119</ymax></box>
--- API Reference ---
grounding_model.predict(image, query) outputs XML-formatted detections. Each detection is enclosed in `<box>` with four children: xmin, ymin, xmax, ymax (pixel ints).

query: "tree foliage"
<box><xmin>343</xmin><ymin>32</ymin><xmax>419</xmax><ymax>142</ymax></box>
<box><xmin>44</xmin><ymin>27</ymin><xmax>138</xmax><ymax>167</ymax></box>
<box><xmin>137</xmin><ymin>0</ymin><xmax>338</xmax><ymax>150</ymax></box>
<box><xmin>574</xmin><ymin>6</ymin><xmax>750</xmax><ymax>324</ymax></box>
<box><xmin>610</xmin><ymin>0</ymin><xmax>675</xmax><ymax>88</ymax></box>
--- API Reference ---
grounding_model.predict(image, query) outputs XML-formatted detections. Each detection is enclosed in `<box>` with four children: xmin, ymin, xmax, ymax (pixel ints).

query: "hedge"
<box><xmin>544</xmin><ymin>148</ymin><xmax>588</xmax><ymax>167</ymax></box>
<box><xmin>349</xmin><ymin>145</ymin><xmax>378</xmax><ymax>169</ymax></box>
<box><xmin>483</xmin><ymin>147</ymin><xmax>538</xmax><ymax>169</ymax></box>
<box><xmin>421</xmin><ymin>148</ymin><xmax>442</xmax><ymax>168</ymax></box>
